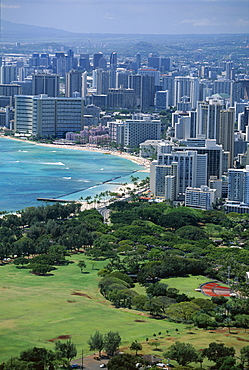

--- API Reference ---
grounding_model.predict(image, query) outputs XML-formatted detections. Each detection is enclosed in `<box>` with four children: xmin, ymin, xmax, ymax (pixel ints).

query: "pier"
<box><xmin>37</xmin><ymin>198</ymin><xmax>74</xmax><ymax>203</ymax></box>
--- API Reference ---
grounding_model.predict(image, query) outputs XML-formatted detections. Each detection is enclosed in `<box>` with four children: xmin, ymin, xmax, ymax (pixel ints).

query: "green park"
<box><xmin>0</xmin><ymin>201</ymin><xmax>249</xmax><ymax>368</ymax></box>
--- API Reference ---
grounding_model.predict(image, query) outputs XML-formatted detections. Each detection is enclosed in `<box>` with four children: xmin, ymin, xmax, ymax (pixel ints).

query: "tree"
<box><xmin>54</xmin><ymin>339</ymin><xmax>77</xmax><ymax>361</ymax></box>
<box><xmin>132</xmin><ymin>294</ymin><xmax>147</xmax><ymax>310</ymax></box>
<box><xmin>163</xmin><ymin>341</ymin><xmax>198</xmax><ymax>366</ymax></box>
<box><xmin>202</xmin><ymin>342</ymin><xmax>235</xmax><ymax>365</ymax></box>
<box><xmin>193</xmin><ymin>312</ymin><xmax>217</xmax><ymax>329</ymax></box>
<box><xmin>30</xmin><ymin>263</ymin><xmax>54</xmax><ymax>276</ymax></box>
<box><xmin>130</xmin><ymin>340</ymin><xmax>142</xmax><ymax>355</ymax></box>
<box><xmin>107</xmin><ymin>353</ymin><xmax>138</xmax><ymax>370</ymax></box>
<box><xmin>19</xmin><ymin>347</ymin><xmax>56</xmax><ymax>370</ymax></box>
<box><xmin>77</xmin><ymin>260</ymin><xmax>86</xmax><ymax>273</ymax></box>
<box><xmin>166</xmin><ymin>301</ymin><xmax>200</xmax><ymax>322</ymax></box>
<box><xmin>104</xmin><ymin>331</ymin><xmax>121</xmax><ymax>356</ymax></box>
<box><xmin>3</xmin><ymin>358</ymin><xmax>28</xmax><ymax>370</ymax></box>
<box><xmin>13</xmin><ymin>257</ymin><xmax>29</xmax><ymax>268</ymax></box>
<box><xmin>240</xmin><ymin>345</ymin><xmax>249</xmax><ymax>367</ymax></box>
<box><xmin>234</xmin><ymin>314</ymin><xmax>249</xmax><ymax>332</ymax></box>
<box><xmin>87</xmin><ymin>331</ymin><xmax>104</xmax><ymax>357</ymax></box>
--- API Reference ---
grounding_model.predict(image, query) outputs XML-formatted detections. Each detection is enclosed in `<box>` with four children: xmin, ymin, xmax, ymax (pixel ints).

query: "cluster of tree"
<box><xmin>106</xmin><ymin>341</ymin><xmax>249</xmax><ymax>370</ymax></box>
<box><xmin>1</xmin><ymin>340</ymin><xmax>77</xmax><ymax>370</ymax></box>
<box><xmin>13</xmin><ymin>244</ymin><xmax>69</xmax><ymax>275</ymax></box>
<box><xmin>163</xmin><ymin>341</ymin><xmax>249</xmax><ymax>369</ymax></box>
<box><xmin>0</xmin><ymin>205</ymin><xmax>108</xmax><ymax>275</ymax></box>
<box><xmin>88</xmin><ymin>330</ymin><xmax>121</xmax><ymax>357</ymax></box>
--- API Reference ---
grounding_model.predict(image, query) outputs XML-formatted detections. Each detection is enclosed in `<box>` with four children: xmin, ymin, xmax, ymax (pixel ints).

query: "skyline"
<box><xmin>2</xmin><ymin>0</ymin><xmax>249</xmax><ymax>35</ymax></box>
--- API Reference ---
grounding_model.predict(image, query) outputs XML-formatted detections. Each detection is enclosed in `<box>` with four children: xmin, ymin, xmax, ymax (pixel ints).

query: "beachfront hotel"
<box><xmin>14</xmin><ymin>94</ymin><xmax>84</xmax><ymax>137</ymax></box>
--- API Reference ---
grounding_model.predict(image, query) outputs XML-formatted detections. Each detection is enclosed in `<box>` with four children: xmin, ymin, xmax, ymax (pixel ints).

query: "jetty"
<box><xmin>37</xmin><ymin>198</ymin><xmax>74</xmax><ymax>203</ymax></box>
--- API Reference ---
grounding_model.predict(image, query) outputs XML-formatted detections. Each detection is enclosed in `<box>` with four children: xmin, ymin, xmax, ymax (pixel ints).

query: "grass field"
<box><xmin>1</xmin><ymin>254</ymin><xmax>248</xmax><ymax>364</ymax></box>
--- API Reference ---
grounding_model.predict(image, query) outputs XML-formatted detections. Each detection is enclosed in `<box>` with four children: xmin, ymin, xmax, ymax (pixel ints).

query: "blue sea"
<box><xmin>0</xmin><ymin>138</ymin><xmax>148</xmax><ymax>212</ymax></box>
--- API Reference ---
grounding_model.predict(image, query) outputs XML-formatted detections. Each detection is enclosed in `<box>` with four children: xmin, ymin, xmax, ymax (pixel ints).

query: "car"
<box><xmin>99</xmin><ymin>364</ymin><xmax>106</xmax><ymax>368</ymax></box>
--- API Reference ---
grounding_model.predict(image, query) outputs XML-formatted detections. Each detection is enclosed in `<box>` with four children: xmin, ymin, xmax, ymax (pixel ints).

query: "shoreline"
<box><xmin>0</xmin><ymin>135</ymin><xmax>151</xmax><ymax>212</ymax></box>
<box><xmin>0</xmin><ymin>135</ymin><xmax>151</xmax><ymax>172</ymax></box>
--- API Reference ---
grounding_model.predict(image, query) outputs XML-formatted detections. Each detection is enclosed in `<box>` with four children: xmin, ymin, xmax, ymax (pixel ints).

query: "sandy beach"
<box><xmin>1</xmin><ymin>135</ymin><xmax>151</xmax><ymax>171</ymax></box>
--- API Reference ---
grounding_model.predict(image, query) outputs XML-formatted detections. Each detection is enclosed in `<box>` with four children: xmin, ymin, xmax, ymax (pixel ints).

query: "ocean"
<box><xmin>0</xmin><ymin>138</ymin><xmax>148</xmax><ymax>212</ymax></box>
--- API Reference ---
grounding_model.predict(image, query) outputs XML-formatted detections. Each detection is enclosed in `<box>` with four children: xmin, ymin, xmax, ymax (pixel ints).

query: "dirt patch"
<box><xmin>67</xmin><ymin>300</ymin><xmax>76</xmax><ymax>303</ymax></box>
<box><xmin>134</xmin><ymin>320</ymin><xmax>146</xmax><ymax>322</ymax></box>
<box><xmin>72</xmin><ymin>291</ymin><xmax>92</xmax><ymax>299</ymax></box>
<box><xmin>48</xmin><ymin>335</ymin><xmax>71</xmax><ymax>342</ymax></box>
<box><xmin>237</xmin><ymin>337</ymin><xmax>249</xmax><ymax>342</ymax></box>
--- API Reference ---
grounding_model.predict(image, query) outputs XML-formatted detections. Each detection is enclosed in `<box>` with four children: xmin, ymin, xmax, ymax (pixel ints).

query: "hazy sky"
<box><xmin>2</xmin><ymin>0</ymin><xmax>249</xmax><ymax>34</ymax></box>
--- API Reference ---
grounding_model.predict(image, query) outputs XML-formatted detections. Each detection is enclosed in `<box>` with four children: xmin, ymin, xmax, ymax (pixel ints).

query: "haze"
<box><xmin>2</xmin><ymin>0</ymin><xmax>249</xmax><ymax>34</ymax></box>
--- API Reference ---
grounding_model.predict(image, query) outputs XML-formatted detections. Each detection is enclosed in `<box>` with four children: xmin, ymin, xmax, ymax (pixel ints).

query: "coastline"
<box><xmin>0</xmin><ymin>135</ymin><xmax>150</xmax><ymax>172</ymax></box>
<box><xmin>0</xmin><ymin>135</ymin><xmax>151</xmax><ymax>212</ymax></box>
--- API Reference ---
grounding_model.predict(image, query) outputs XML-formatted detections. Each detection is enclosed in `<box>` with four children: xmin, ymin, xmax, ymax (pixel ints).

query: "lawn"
<box><xmin>161</xmin><ymin>275</ymin><xmax>212</xmax><ymax>298</ymax></box>
<box><xmin>0</xmin><ymin>255</ymin><xmax>247</xmax><ymax>364</ymax></box>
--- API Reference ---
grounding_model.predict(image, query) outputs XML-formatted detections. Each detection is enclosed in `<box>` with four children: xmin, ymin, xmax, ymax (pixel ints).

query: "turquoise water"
<box><xmin>0</xmin><ymin>138</ymin><xmax>147</xmax><ymax>212</ymax></box>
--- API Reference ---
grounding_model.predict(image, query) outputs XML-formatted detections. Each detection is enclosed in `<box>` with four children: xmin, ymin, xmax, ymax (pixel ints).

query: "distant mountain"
<box><xmin>1</xmin><ymin>19</ymin><xmax>81</xmax><ymax>42</ymax></box>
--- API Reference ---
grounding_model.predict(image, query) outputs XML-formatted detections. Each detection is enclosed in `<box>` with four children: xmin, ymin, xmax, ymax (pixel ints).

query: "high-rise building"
<box><xmin>219</xmin><ymin>107</ymin><xmax>235</xmax><ymax>168</ymax></box>
<box><xmin>213</xmin><ymin>79</ymin><xmax>232</xmax><ymax>95</ymax></box>
<box><xmin>138</xmin><ymin>67</ymin><xmax>160</xmax><ymax>85</ymax></box>
<box><xmin>107</xmin><ymin>88</ymin><xmax>136</xmax><ymax>109</ymax></box>
<box><xmin>197</xmin><ymin>99</ymin><xmax>224</xmax><ymax>140</ymax></box>
<box><xmin>177</xmin><ymin>138</ymin><xmax>223</xmax><ymax>180</ymax></box>
<box><xmin>129</xmin><ymin>74</ymin><xmax>142</xmax><ymax>107</ymax></box>
<box><xmin>148</xmin><ymin>53</ymin><xmax>160</xmax><ymax>70</ymax></box>
<box><xmin>230</xmin><ymin>80</ymin><xmax>249</xmax><ymax>105</ymax></box>
<box><xmin>81</xmin><ymin>71</ymin><xmax>88</xmax><ymax>98</ymax></box>
<box><xmin>32</xmin><ymin>74</ymin><xmax>60</xmax><ymax>97</ymax></box>
<box><xmin>65</xmin><ymin>70</ymin><xmax>82</xmax><ymax>97</ymax></box>
<box><xmin>174</xmin><ymin>76</ymin><xmax>190</xmax><ymax>107</ymax></box>
<box><xmin>14</xmin><ymin>95</ymin><xmax>84</xmax><ymax>137</ymax></box>
<box><xmin>53</xmin><ymin>52</ymin><xmax>66</xmax><ymax>76</ymax></box>
<box><xmin>110</xmin><ymin>52</ymin><xmax>117</xmax><ymax>71</ymax></box>
<box><xmin>93</xmin><ymin>52</ymin><xmax>104</xmax><ymax>69</ymax></box>
<box><xmin>155</xmin><ymin>90</ymin><xmax>169</xmax><ymax>111</ymax></box>
<box><xmin>135</xmin><ymin>53</ymin><xmax>141</xmax><ymax>71</ymax></box>
<box><xmin>228</xmin><ymin>166</ymin><xmax>249</xmax><ymax>204</ymax></box>
<box><xmin>141</xmin><ymin>75</ymin><xmax>156</xmax><ymax>111</ymax></box>
<box><xmin>161</xmin><ymin>75</ymin><xmax>174</xmax><ymax>107</ymax></box>
<box><xmin>123</xmin><ymin>117</ymin><xmax>161</xmax><ymax>148</ymax></box>
<box><xmin>79</xmin><ymin>54</ymin><xmax>90</xmax><ymax>70</ymax></box>
<box><xmin>0</xmin><ymin>84</ymin><xmax>22</xmax><ymax>97</ymax></box>
<box><xmin>185</xmin><ymin>185</ymin><xmax>216</xmax><ymax>210</ymax></box>
<box><xmin>175</xmin><ymin>116</ymin><xmax>191</xmax><ymax>140</ymax></box>
<box><xmin>116</xmin><ymin>71</ymin><xmax>130</xmax><ymax>89</ymax></box>
<box><xmin>160</xmin><ymin>58</ymin><xmax>171</xmax><ymax>72</ymax></box>
<box><xmin>0</xmin><ymin>65</ymin><xmax>17</xmax><ymax>84</ymax></box>
<box><xmin>151</xmin><ymin>150</ymin><xmax>207</xmax><ymax>198</ymax></box>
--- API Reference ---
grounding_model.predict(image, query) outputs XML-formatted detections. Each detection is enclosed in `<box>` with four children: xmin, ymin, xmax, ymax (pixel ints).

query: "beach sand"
<box><xmin>1</xmin><ymin>135</ymin><xmax>151</xmax><ymax>171</ymax></box>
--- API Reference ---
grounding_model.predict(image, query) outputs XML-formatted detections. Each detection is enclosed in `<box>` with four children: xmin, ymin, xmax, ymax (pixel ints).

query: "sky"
<box><xmin>2</xmin><ymin>0</ymin><xmax>249</xmax><ymax>34</ymax></box>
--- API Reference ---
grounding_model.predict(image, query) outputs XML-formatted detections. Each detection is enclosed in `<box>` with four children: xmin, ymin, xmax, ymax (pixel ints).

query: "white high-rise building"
<box><xmin>174</xmin><ymin>76</ymin><xmax>190</xmax><ymax>107</ymax></box>
<box><xmin>190</xmin><ymin>77</ymin><xmax>199</xmax><ymax>109</ymax></box>
<box><xmin>175</xmin><ymin>116</ymin><xmax>191</xmax><ymax>140</ymax></box>
<box><xmin>150</xmin><ymin>150</ymin><xmax>207</xmax><ymax>198</ymax></box>
<box><xmin>123</xmin><ymin>118</ymin><xmax>161</xmax><ymax>148</ymax></box>
<box><xmin>82</xmin><ymin>71</ymin><xmax>88</xmax><ymax>98</ymax></box>
<box><xmin>185</xmin><ymin>185</ymin><xmax>216</xmax><ymax>210</ymax></box>
<box><xmin>197</xmin><ymin>99</ymin><xmax>224</xmax><ymax>140</ymax></box>
<box><xmin>228</xmin><ymin>166</ymin><xmax>249</xmax><ymax>204</ymax></box>
<box><xmin>15</xmin><ymin>95</ymin><xmax>84</xmax><ymax>137</ymax></box>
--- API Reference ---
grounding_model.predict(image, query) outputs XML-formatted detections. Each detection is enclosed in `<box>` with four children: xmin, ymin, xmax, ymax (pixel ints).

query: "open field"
<box><xmin>1</xmin><ymin>254</ymin><xmax>248</xmax><ymax>364</ymax></box>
